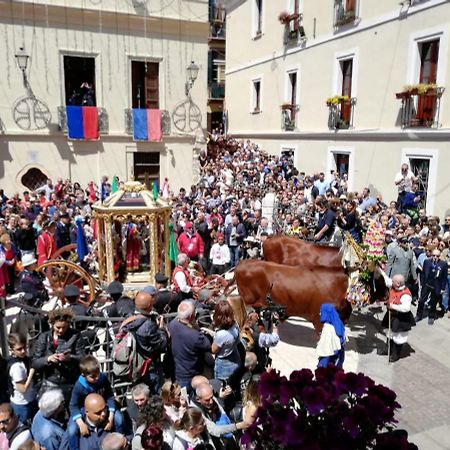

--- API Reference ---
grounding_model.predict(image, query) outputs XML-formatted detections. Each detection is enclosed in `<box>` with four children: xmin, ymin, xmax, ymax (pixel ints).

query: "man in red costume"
<box><xmin>126</xmin><ymin>222</ymin><xmax>141</xmax><ymax>272</ymax></box>
<box><xmin>382</xmin><ymin>274</ymin><xmax>415</xmax><ymax>362</ymax></box>
<box><xmin>37</xmin><ymin>221</ymin><xmax>57</xmax><ymax>265</ymax></box>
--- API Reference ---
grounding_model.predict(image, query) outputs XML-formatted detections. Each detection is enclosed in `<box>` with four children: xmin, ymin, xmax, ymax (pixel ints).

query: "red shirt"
<box><xmin>177</xmin><ymin>232</ymin><xmax>204</xmax><ymax>259</ymax></box>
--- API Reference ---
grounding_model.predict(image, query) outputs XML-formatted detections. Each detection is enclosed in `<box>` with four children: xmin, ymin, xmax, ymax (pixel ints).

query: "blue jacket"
<box><xmin>224</xmin><ymin>222</ymin><xmax>246</xmax><ymax>247</ymax></box>
<box><xmin>31</xmin><ymin>410</ymin><xmax>65</xmax><ymax>450</ymax></box>
<box><xmin>59</xmin><ymin>422</ymin><xmax>112</xmax><ymax>450</ymax></box>
<box><xmin>422</xmin><ymin>259</ymin><xmax>448</xmax><ymax>294</ymax></box>
<box><xmin>69</xmin><ymin>373</ymin><xmax>115</xmax><ymax>421</ymax></box>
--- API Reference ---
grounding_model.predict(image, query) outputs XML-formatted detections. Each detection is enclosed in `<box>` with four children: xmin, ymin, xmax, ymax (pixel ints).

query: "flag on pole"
<box><xmin>111</xmin><ymin>176</ymin><xmax>119</xmax><ymax>194</ymax></box>
<box><xmin>66</xmin><ymin>106</ymin><xmax>99</xmax><ymax>140</ymax></box>
<box><xmin>168</xmin><ymin>223</ymin><xmax>178</xmax><ymax>263</ymax></box>
<box><xmin>75</xmin><ymin>216</ymin><xmax>88</xmax><ymax>262</ymax></box>
<box><xmin>152</xmin><ymin>181</ymin><xmax>159</xmax><ymax>201</ymax></box>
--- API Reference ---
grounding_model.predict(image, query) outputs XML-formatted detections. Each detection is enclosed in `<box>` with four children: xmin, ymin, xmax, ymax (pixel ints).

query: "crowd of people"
<box><xmin>0</xmin><ymin>134</ymin><xmax>450</xmax><ymax>449</ymax></box>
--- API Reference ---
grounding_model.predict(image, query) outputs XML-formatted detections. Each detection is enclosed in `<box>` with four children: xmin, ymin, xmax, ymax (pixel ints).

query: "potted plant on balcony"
<box><xmin>337</xmin><ymin>9</ymin><xmax>356</xmax><ymax>26</ymax></box>
<box><xmin>395</xmin><ymin>83</ymin><xmax>438</xmax><ymax>99</ymax></box>
<box><xmin>281</xmin><ymin>102</ymin><xmax>293</xmax><ymax>110</ymax></box>
<box><xmin>326</xmin><ymin>95</ymin><xmax>349</xmax><ymax>106</ymax></box>
<box><xmin>279</xmin><ymin>11</ymin><xmax>290</xmax><ymax>24</ymax></box>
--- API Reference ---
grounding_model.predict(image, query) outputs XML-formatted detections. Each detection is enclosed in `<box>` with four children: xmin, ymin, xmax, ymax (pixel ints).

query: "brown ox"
<box><xmin>263</xmin><ymin>235</ymin><xmax>342</xmax><ymax>267</ymax></box>
<box><xmin>234</xmin><ymin>260</ymin><xmax>352</xmax><ymax>332</ymax></box>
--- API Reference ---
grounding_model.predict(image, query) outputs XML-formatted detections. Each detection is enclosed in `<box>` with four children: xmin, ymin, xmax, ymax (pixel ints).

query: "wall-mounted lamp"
<box><xmin>185</xmin><ymin>60</ymin><xmax>200</xmax><ymax>97</ymax></box>
<box><xmin>15</xmin><ymin>47</ymin><xmax>29</xmax><ymax>84</ymax></box>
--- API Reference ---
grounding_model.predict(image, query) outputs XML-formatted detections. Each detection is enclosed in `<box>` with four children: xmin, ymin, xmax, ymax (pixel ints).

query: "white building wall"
<box><xmin>0</xmin><ymin>0</ymin><xmax>209</xmax><ymax>194</ymax></box>
<box><xmin>225</xmin><ymin>0</ymin><xmax>450</xmax><ymax>216</ymax></box>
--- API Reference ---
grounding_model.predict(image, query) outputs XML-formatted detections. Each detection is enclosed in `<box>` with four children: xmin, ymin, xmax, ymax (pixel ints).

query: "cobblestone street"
<box><xmin>271</xmin><ymin>305</ymin><xmax>450</xmax><ymax>450</ymax></box>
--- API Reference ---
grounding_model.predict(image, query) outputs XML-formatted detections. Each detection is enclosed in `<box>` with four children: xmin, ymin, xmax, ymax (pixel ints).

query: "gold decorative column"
<box><xmin>163</xmin><ymin>211</ymin><xmax>171</xmax><ymax>278</ymax></box>
<box><xmin>97</xmin><ymin>216</ymin><xmax>105</xmax><ymax>280</ymax></box>
<box><xmin>104</xmin><ymin>216</ymin><xmax>114</xmax><ymax>283</ymax></box>
<box><xmin>148</xmin><ymin>214</ymin><xmax>158</xmax><ymax>283</ymax></box>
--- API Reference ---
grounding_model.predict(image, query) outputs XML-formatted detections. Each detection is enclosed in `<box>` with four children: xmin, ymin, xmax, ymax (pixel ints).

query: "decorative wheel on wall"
<box><xmin>173</xmin><ymin>99</ymin><xmax>202</xmax><ymax>133</ymax></box>
<box><xmin>12</xmin><ymin>96</ymin><xmax>51</xmax><ymax>130</ymax></box>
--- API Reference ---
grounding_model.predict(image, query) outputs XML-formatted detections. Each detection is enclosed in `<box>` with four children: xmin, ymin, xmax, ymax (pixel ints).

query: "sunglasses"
<box><xmin>0</xmin><ymin>417</ymin><xmax>12</xmax><ymax>426</ymax></box>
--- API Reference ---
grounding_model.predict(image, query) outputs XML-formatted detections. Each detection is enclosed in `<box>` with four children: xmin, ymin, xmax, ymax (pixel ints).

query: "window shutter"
<box><xmin>145</xmin><ymin>63</ymin><xmax>159</xmax><ymax>109</ymax></box>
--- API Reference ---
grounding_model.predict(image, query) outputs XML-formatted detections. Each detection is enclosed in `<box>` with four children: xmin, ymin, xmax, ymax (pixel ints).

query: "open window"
<box><xmin>251</xmin><ymin>79</ymin><xmax>261</xmax><ymax>113</ymax></box>
<box><xmin>21</xmin><ymin>167</ymin><xmax>48</xmax><ymax>191</ymax></box>
<box><xmin>417</xmin><ymin>39</ymin><xmax>439</xmax><ymax>124</ymax></box>
<box><xmin>253</xmin><ymin>0</ymin><xmax>263</xmax><ymax>37</ymax></box>
<box><xmin>131</xmin><ymin>61</ymin><xmax>160</xmax><ymax>109</ymax></box>
<box><xmin>64</xmin><ymin>56</ymin><xmax>96</xmax><ymax>106</ymax></box>
<box><xmin>340</xmin><ymin>59</ymin><xmax>353</xmax><ymax>125</ymax></box>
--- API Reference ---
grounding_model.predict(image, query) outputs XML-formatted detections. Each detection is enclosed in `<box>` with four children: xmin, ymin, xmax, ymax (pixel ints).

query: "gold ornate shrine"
<box><xmin>93</xmin><ymin>181</ymin><xmax>171</xmax><ymax>284</ymax></box>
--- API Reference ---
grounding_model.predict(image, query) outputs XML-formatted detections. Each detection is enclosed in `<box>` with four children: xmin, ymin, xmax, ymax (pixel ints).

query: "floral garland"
<box><xmin>346</xmin><ymin>220</ymin><xmax>387</xmax><ymax>307</ymax></box>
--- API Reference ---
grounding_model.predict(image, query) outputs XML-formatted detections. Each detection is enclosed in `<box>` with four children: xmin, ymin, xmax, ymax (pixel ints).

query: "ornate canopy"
<box><xmin>93</xmin><ymin>181</ymin><xmax>172</xmax><ymax>284</ymax></box>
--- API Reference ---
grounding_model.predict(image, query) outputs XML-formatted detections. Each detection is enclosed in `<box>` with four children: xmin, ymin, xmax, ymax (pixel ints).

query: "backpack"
<box><xmin>112</xmin><ymin>315</ymin><xmax>152</xmax><ymax>382</ymax></box>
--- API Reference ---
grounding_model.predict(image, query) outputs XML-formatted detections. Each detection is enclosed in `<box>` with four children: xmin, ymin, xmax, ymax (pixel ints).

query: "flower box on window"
<box><xmin>278</xmin><ymin>11</ymin><xmax>299</xmax><ymax>25</ymax></box>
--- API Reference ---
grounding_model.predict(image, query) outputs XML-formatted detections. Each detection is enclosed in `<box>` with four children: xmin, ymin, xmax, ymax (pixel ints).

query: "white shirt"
<box><xmin>394</xmin><ymin>170</ymin><xmax>415</xmax><ymax>193</ymax></box>
<box><xmin>316</xmin><ymin>323</ymin><xmax>343</xmax><ymax>357</ymax></box>
<box><xmin>8</xmin><ymin>429</ymin><xmax>32</xmax><ymax>450</ymax></box>
<box><xmin>9</xmin><ymin>361</ymin><xmax>36</xmax><ymax>405</ymax></box>
<box><xmin>210</xmin><ymin>243</ymin><xmax>231</xmax><ymax>265</ymax></box>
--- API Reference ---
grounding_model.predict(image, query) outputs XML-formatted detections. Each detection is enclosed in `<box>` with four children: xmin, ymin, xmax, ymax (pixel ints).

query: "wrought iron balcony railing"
<box><xmin>124</xmin><ymin>109</ymin><xmax>171</xmax><ymax>136</ymax></box>
<box><xmin>327</xmin><ymin>97</ymin><xmax>357</xmax><ymax>130</ymax></box>
<box><xmin>209</xmin><ymin>83</ymin><xmax>225</xmax><ymax>100</ymax></box>
<box><xmin>395</xmin><ymin>87</ymin><xmax>445</xmax><ymax>128</ymax></box>
<box><xmin>334</xmin><ymin>0</ymin><xmax>358</xmax><ymax>28</ymax></box>
<box><xmin>281</xmin><ymin>104</ymin><xmax>299</xmax><ymax>131</ymax></box>
<box><xmin>57</xmin><ymin>106</ymin><xmax>109</xmax><ymax>134</ymax></box>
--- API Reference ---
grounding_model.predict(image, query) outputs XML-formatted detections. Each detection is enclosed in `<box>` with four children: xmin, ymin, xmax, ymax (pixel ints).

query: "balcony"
<box><xmin>395</xmin><ymin>85</ymin><xmax>445</xmax><ymax>128</ymax></box>
<box><xmin>57</xmin><ymin>106</ymin><xmax>108</xmax><ymax>134</ymax></box>
<box><xmin>281</xmin><ymin>104</ymin><xmax>299</xmax><ymax>131</ymax></box>
<box><xmin>209</xmin><ymin>82</ymin><xmax>225</xmax><ymax>100</ymax></box>
<box><xmin>334</xmin><ymin>1</ymin><xmax>359</xmax><ymax>28</ymax></box>
<box><xmin>124</xmin><ymin>109</ymin><xmax>171</xmax><ymax>136</ymax></box>
<box><xmin>279</xmin><ymin>11</ymin><xmax>307</xmax><ymax>46</ymax></box>
<box><xmin>326</xmin><ymin>96</ymin><xmax>357</xmax><ymax>130</ymax></box>
<box><xmin>209</xmin><ymin>3</ymin><xmax>226</xmax><ymax>40</ymax></box>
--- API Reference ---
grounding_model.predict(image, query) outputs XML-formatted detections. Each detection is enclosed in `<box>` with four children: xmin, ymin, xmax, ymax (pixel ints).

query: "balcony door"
<box><xmin>417</xmin><ymin>39</ymin><xmax>439</xmax><ymax>125</ymax></box>
<box><xmin>340</xmin><ymin>59</ymin><xmax>352</xmax><ymax>124</ymax></box>
<box><xmin>131</xmin><ymin>61</ymin><xmax>159</xmax><ymax>109</ymax></box>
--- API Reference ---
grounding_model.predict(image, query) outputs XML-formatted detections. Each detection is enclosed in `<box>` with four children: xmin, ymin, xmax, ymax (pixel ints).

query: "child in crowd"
<box><xmin>316</xmin><ymin>303</ymin><xmax>346</xmax><ymax>369</ymax></box>
<box><xmin>67</xmin><ymin>355</ymin><xmax>124</xmax><ymax>450</ymax></box>
<box><xmin>7</xmin><ymin>333</ymin><xmax>37</xmax><ymax>424</ymax></box>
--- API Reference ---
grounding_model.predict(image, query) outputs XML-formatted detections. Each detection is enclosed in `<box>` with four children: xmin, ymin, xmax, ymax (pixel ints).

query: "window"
<box><xmin>131</xmin><ymin>61</ymin><xmax>159</xmax><ymax>109</ymax></box>
<box><xmin>133</xmin><ymin>152</ymin><xmax>160</xmax><ymax>187</ymax></box>
<box><xmin>335</xmin><ymin>0</ymin><xmax>358</xmax><ymax>26</ymax></box>
<box><xmin>21</xmin><ymin>167</ymin><xmax>48</xmax><ymax>191</ymax></box>
<box><xmin>409</xmin><ymin>158</ymin><xmax>429</xmax><ymax>209</ymax></box>
<box><xmin>419</xmin><ymin>39</ymin><xmax>439</xmax><ymax>84</ymax></box>
<box><xmin>251</xmin><ymin>79</ymin><xmax>261</xmax><ymax>113</ymax></box>
<box><xmin>283</xmin><ymin>70</ymin><xmax>298</xmax><ymax>129</ymax></box>
<box><xmin>340</xmin><ymin>59</ymin><xmax>353</xmax><ymax>124</ymax></box>
<box><xmin>333</xmin><ymin>153</ymin><xmax>349</xmax><ymax>178</ymax></box>
<box><xmin>402</xmin><ymin>148</ymin><xmax>438</xmax><ymax>213</ymax></box>
<box><xmin>254</xmin><ymin>0</ymin><xmax>263</xmax><ymax>37</ymax></box>
<box><xmin>327</xmin><ymin>147</ymin><xmax>354</xmax><ymax>189</ymax></box>
<box><xmin>416</xmin><ymin>39</ymin><xmax>439</xmax><ymax>124</ymax></box>
<box><xmin>64</xmin><ymin>56</ymin><xmax>96</xmax><ymax>106</ymax></box>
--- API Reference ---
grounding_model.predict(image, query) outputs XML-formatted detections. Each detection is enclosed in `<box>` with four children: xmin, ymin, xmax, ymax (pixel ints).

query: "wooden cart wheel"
<box><xmin>51</xmin><ymin>244</ymin><xmax>78</xmax><ymax>262</ymax></box>
<box><xmin>37</xmin><ymin>260</ymin><xmax>96</xmax><ymax>305</ymax></box>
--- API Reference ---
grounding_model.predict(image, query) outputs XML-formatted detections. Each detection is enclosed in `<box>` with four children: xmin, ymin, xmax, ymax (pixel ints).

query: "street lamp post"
<box><xmin>185</xmin><ymin>60</ymin><xmax>200</xmax><ymax>97</ymax></box>
<box><xmin>15</xmin><ymin>46</ymin><xmax>30</xmax><ymax>86</ymax></box>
